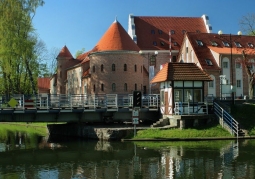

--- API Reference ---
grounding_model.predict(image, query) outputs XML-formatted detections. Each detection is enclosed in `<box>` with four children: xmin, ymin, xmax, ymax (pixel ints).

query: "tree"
<box><xmin>239</xmin><ymin>50</ymin><xmax>255</xmax><ymax>99</ymax></box>
<box><xmin>0</xmin><ymin>0</ymin><xmax>44</xmax><ymax>95</ymax></box>
<box><xmin>239</xmin><ymin>13</ymin><xmax>255</xmax><ymax>36</ymax></box>
<box><xmin>75</xmin><ymin>48</ymin><xmax>85</xmax><ymax>58</ymax></box>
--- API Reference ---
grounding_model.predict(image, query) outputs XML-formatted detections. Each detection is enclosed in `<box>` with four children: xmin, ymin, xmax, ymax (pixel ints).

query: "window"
<box><xmin>93</xmin><ymin>84</ymin><xmax>95</xmax><ymax>92</ymax></box>
<box><xmin>172</xmin><ymin>56</ymin><xmax>177</xmax><ymax>62</ymax></box>
<box><xmin>171</xmin><ymin>30</ymin><xmax>175</xmax><ymax>34</ymax></box>
<box><xmin>237</xmin><ymin>80</ymin><xmax>241</xmax><ymax>88</ymax></box>
<box><xmin>236</xmin><ymin>63</ymin><xmax>241</xmax><ymax>68</ymax></box>
<box><xmin>210</xmin><ymin>41</ymin><xmax>218</xmax><ymax>46</ymax></box>
<box><xmin>160</xmin><ymin>41</ymin><xmax>165</xmax><ymax>46</ymax></box>
<box><xmin>184</xmin><ymin>89</ymin><xmax>193</xmax><ymax>102</ymax></box>
<box><xmin>153</xmin><ymin>41</ymin><xmax>157</xmax><ymax>46</ymax></box>
<box><xmin>222</xmin><ymin>41</ymin><xmax>230</xmax><ymax>47</ymax></box>
<box><xmin>101</xmin><ymin>64</ymin><xmax>104</xmax><ymax>72</ymax></box>
<box><xmin>135</xmin><ymin>83</ymin><xmax>137</xmax><ymax>90</ymax></box>
<box><xmin>182</xmin><ymin>30</ymin><xmax>186</xmax><ymax>34</ymax></box>
<box><xmin>186</xmin><ymin>47</ymin><xmax>188</xmax><ymax>54</ymax></box>
<box><xmin>124</xmin><ymin>64</ymin><xmax>127</xmax><ymax>71</ymax></box>
<box><xmin>209</xmin><ymin>80</ymin><xmax>214</xmax><ymax>88</ymax></box>
<box><xmin>173</xmin><ymin>42</ymin><xmax>178</xmax><ymax>46</ymax></box>
<box><xmin>112</xmin><ymin>83</ymin><xmax>116</xmax><ymax>92</ymax></box>
<box><xmin>235</xmin><ymin>42</ymin><xmax>242</xmax><ymax>47</ymax></box>
<box><xmin>101</xmin><ymin>84</ymin><xmax>104</xmax><ymax>91</ymax></box>
<box><xmin>150</xmin><ymin>56</ymin><xmax>156</xmax><ymax>66</ymax></box>
<box><xmin>151</xmin><ymin>30</ymin><xmax>155</xmax><ymax>34</ymax></box>
<box><xmin>158</xmin><ymin>30</ymin><xmax>162</xmax><ymax>34</ymax></box>
<box><xmin>134</xmin><ymin>64</ymin><xmax>137</xmax><ymax>72</ymax></box>
<box><xmin>205</xmin><ymin>59</ymin><xmax>213</xmax><ymax>66</ymax></box>
<box><xmin>93</xmin><ymin>66</ymin><xmax>95</xmax><ymax>72</ymax></box>
<box><xmin>196</xmin><ymin>40</ymin><xmax>203</xmax><ymax>46</ymax></box>
<box><xmin>194</xmin><ymin>89</ymin><xmax>202</xmax><ymax>102</ymax></box>
<box><xmin>196</xmin><ymin>30</ymin><xmax>200</xmax><ymax>33</ymax></box>
<box><xmin>248</xmin><ymin>43</ymin><xmax>254</xmax><ymax>48</ymax></box>
<box><xmin>223</xmin><ymin>62</ymin><xmax>228</xmax><ymax>68</ymax></box>
<box><xmin>112</xmin><ymin>64</ymin><xmax>115</xmax><ymax>71</ymax></box>
<box><xmin>124</xmin><ymin>83</ymin><xmax>127</xmax><ymax>91</ymax></box>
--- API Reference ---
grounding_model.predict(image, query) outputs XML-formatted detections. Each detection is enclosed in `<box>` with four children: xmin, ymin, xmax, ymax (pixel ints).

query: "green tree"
<box><xmin>0</xmin><ymin>0</ymin><xmax>44</xmax><ymax>95</ymax></box>
<box><xmin>75</xmin><ymin>48</ymin><xmax>85</xmax><ymax>58</ymax></box>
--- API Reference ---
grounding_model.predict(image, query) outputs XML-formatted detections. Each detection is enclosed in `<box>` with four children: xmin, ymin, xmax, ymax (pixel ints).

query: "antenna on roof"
<box><xmin>114</xmin><ymin>16</ymin><xmax>117</xmax><ymax>22</ymax></box>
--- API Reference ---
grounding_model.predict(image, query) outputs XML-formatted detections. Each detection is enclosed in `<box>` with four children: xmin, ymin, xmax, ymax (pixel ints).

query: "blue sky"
<box><xmin>33</xmin><ymin>0</ymin><xmax>255</xmax><ymax>57</ymax></box>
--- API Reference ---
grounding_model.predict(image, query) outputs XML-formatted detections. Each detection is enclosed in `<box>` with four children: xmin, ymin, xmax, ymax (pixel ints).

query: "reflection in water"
<box><xmin>0</xmin><ymin>132</ymin><xmax>255</xmax><ymax>178</ymax></box>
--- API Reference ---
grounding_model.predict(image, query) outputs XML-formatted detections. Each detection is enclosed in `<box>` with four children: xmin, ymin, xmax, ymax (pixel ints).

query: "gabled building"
<box><xmin>151</xmin><ymin>62</ymin><xmax>212</xmax><ymax>115</ymax></box>
<box><xmin>128</xmin><ymin>14</ymin><xmax>212</xmax><ymax>93</ymax></box>
<box><xmin>177</xmin><ymin>32</ymin><xmax>255</xmax><ymax>99</ymax></box>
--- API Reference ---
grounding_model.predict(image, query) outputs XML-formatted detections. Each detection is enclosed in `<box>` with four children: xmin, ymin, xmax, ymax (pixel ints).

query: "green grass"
<box><xmin>132</xmin><ymin>123</ymin><xmax>231</xmax><ymax>139</ymax></box>
<box><xmin>231</xmin><ymin>103</ymin><xmax>255</xmax><ymax>135</ymax></box>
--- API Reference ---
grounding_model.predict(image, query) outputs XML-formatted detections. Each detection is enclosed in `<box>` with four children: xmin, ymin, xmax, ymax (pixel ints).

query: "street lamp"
<box><xmin>217</xmin><ymin>30</ymin><xmax>242</xmax><ymax>105</ymax></box>
<box><xmin>139</xmin><ymin>50</ymin><xmax>158</xmax><ymax>94</ymax></box>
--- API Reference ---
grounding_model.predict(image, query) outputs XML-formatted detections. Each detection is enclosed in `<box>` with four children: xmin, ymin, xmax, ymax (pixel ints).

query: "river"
<box><xmin>0</xmin><ymin>128</ymin><xmax>255</xmax><ymax>178</ymax></box>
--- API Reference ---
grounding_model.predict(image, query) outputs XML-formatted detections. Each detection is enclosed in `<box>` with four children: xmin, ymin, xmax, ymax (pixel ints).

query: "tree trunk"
<box><xmin>249</xmin><ymin>78</ymin><xmax>254</xmax><ymax>99</ymax></box>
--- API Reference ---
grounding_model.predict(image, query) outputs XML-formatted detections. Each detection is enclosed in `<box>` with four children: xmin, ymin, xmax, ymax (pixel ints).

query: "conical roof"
<box><xmin>57</xmin><ymin>45</ymin><xmax>73</xmax><ymax>58</ymax></box>
<box><xmin>92</xmin><ymin>20</ymin><xmax>140</xmax><ymax>52</ymax></box>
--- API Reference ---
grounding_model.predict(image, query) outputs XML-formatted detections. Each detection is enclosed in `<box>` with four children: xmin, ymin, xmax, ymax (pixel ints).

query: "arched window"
<box><xmin>112</xmin><ymin>83</ymin><xmax>116</xmax><ymax>92</ymax></box>
<box><xmin>93</xmin><ymin>84</ymin><xmax>95</xmax><ymax>92</ymax></box>
<box><xmin>124</xmin><ymin>83</ymin><xmax>127</xmax><ymax>91</ymax></box>
<box><xmin>124</xmin><ymin>64</ymin><xmax>127</xmax><ymax>71</ymax></box>
<box><xmin>93</xmin><ymin>66</ymin><xmax>95</xmax><ymax>72</ymax></box>
<box><xmin>101</xmin><ymin>84</ymin><xmax>104</xmax><ymax>91</ymax></box>
<box><xmin>135</xmin><ymin>83</ymin><xmax>137</xmax><ymax>90</ymax></box>
<box><xmin>134</xmin><ymin>65</ymin><xmax>137</xmax><ymax>72</ymax></box>
<box><xmin>112</xmin><ymin>64</ymin><xmax>115</xmax><ymax>71</ymax></box>
<box><xmin>101</xmin><ymin>64</ymin><xmax>104</xmax><ymax>72</ymax></box>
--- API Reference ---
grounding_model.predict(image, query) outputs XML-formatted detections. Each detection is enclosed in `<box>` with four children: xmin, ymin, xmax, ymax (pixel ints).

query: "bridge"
<box><xmin>0</xmin><ymin>94</ymin><xmax>160</xmax><ymax>123</ymax></box>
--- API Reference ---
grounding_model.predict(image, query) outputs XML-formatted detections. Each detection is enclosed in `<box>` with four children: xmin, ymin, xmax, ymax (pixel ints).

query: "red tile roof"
<box><xmin>92</xmin><ymin>20</ymin><xmax>140</xmax><ymax>52</ymax></box>
<box><xmin>37</xmin><ymin>77</ymin><xmax>50</xmax><ymax>90</ymax></box>
<box><xmin>57</xmin><ymin>45</ymin><xmax>73</xmax><ymax>58</ymax></box>
<box><xmin>185</xmin><ymin>32</ymin><xmax>255</xmax><ymax>70</ymax></box>
<box><xmin>151</xmin><ymin>63</ymin><xmax>212</xmax><ymax>83</ymax></box>
<box><xmin>134</xmin><ymin>16</ymin><xmax>208</xmax><ymax>50</ymax></box>
<box><xmin>82</xmin><ymin>69</ymin><xmax>90</xmax><ymax>77</ymax></box>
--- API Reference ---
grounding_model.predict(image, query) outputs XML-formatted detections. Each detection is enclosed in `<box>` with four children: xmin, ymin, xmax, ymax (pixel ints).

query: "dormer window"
<box><xmin>171</xmin><ymin>30</ymin><xmax>175</xmax><ymax>34</ymax></box>
<box><xmin>153</xmin><ymin>41</ymin><xmax>157</xmax><ymax>46</ymax></box>
<box><xmin>210</xmin><ymin>41</ymin><xmax>218</xmax><ymax>46</ymax></box>
<box><xmin>158</xmin><ymin>30</ymin><xmax>162</xmax><ymax>34</ymax></box>
<box><xmin>173</xmin><ymin>42</ymin><xmax>178</xmax><ymax>46</ymax></box>
<box><xmin>235</xmin><ymin>42</ymin><xmax>242</xmax><ymax>47</ymax></box>
<box><xmin>196</xmin><ymin>40</ymin><xmax>203</xmax><ymax>46</ymax></box>
<box><xmin>205</xmin><ymin>59</ymin><xmax>213</xmax><ymax>66</ymax></box>
<box><xmin>248</xmin><ymin>43</ymin><xmax>254</xmax><ymax>48</ymax></box>
<box><xmin>151</xmin><ymin>30</ymin><xmax>155</xmax><ymax>34</ymax></box>
<box><xmin>160</xmin><ymin>41</ymin><xmax>165</xmax><ymax>46</ymax></box>
<box><xmin>222</xmin><ymin>41</ymin><xmax>230</xmax><ymax>47</ymax></box>
<box><xmin>196</xmin><ymin>30</ymin><xmax>200</xmax><ymax>33</ymax></box>
<box><xmin>182</xmin><ymin>30</ymin><xmax>186</xmax><ymax>34</ymax></box>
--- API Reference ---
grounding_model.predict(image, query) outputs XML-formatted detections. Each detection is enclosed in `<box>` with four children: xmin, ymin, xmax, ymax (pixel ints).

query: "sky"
<box><xmin>33</xmin><ymin>0</ymin><xmax>255</xmax><ymax>57</ymax></box>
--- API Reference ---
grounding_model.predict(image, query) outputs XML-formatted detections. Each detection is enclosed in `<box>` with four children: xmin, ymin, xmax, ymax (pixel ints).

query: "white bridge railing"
<box><xmin>0</xmin><ymin>94</ymin><xmax>160</xmax><ymax>110</ymax></box>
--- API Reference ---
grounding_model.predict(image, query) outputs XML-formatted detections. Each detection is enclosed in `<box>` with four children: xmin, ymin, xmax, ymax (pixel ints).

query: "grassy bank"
<box><xmin>131</xmin><ymin>123</ymin><xmax>232</xmax><ymax>139</ymax></box>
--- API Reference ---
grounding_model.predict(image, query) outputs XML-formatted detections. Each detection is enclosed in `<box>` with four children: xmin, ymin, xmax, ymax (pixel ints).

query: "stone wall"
<box><xmin>47</xmin><ymin>123</ymin><xmax>138</xmax><ymax>141</ymax></box>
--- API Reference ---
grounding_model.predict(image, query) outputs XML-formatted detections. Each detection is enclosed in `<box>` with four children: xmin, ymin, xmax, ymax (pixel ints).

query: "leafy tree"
<box><xmin>75</xmin><ymin>48</ymin><xmax>85</xmax><ymax>58</ymax></box>
<box><xmin>0</xmin><ymin>0</ymin><xmax>44</xmax><ymax>95</ymax></box>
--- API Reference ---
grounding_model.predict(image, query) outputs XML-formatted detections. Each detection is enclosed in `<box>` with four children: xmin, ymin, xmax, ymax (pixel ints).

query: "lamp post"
<box><xmin>139</xmin><ymin>50</ymin><xmax>158</xmax><ymax>94</ymax></box>
<box><xmin>217</xmin><ymin>30</ymin><xmax>242</xmax><ymax>105</ymax></box>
